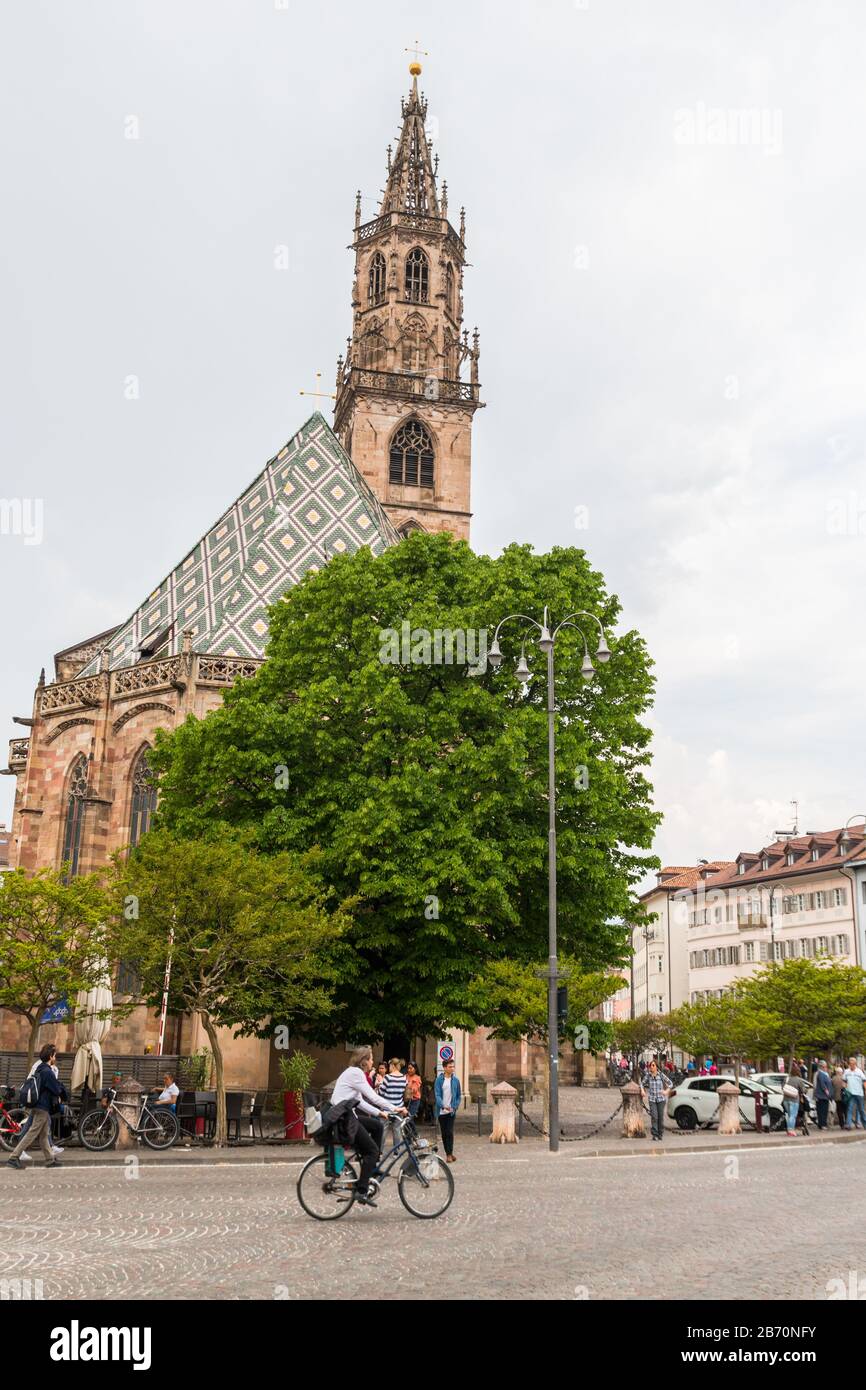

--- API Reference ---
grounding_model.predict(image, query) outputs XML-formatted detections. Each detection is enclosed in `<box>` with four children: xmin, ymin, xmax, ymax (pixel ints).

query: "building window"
<box><xmin>389</xmin><ymin>419</ymin><xmax>435</xmax><ymax>487</ymax></box>
<box><xmin>368</xmin><ymin>252</ymin><xmax>386</xmax><ymax>306</ymax></box>
<box><xmin>445</xmin><ymin>262</ymin><xmax>455</xmax><ymax>315</ymax></box>
<box><xmin>815</xmin><ymin>891</ymin><xmax>825</xmax><ymax>909</ymax></box>
<box><xmin>862</xmin><ymin>880</ymin><xmax>866</xmax><ymax>905</ymax></box>
<box><xmin>60</xmin><ymin>755</ymin><xmax>88</xmax><ymax>880</ymax></box>
<box><xmin>404</xmin><ymin>247</ymin><xmax>429</xmax><ymax>303</ymax></box>
<box><xmin>360</xmin><ymin>326</ymin><xmax>387</xmax><ymax>370</ymax></box>
<box><xmin>129</xmin><ymin>749</ymin><xmax>157</xmax><ymax>849</ymax></box>
<box><xmin>811</xmin><ymin>847</ymin><xmax>820</xmax><ymax>861</ymax></box>
<box><xmin>834</xmin><ymin>887</ymin><xmax>846</xmax><ymax>907</ymax></box>
<box><xmin>116</xmin><ymin>960</ymin><xmax>141</xmax><ymax>995</ymax></box>
<box><xmin>738</xmin><ymin>862</ymin><xmax>745</xmax><ymax>874</ymax></box>
<box><xmin>744</xmin><ymin>941</ymin><xmax>755</xmax><ymax>962</ymax></box>
<box><xmin>786</xmin><ymin>852</ymin><xmax>795</xmax><ymax>866</ymax></box>
<box><xmin>816</xmin><ymin>936</ymin><xmax>828</xmax><ymax>954</ymax></box>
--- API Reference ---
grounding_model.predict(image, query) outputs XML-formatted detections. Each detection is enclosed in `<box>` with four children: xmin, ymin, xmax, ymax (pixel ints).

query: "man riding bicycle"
<box><xmin>327</xmin><ymin>1046</ymin><xmax>407</xmax><ymax>1207</ymax></box>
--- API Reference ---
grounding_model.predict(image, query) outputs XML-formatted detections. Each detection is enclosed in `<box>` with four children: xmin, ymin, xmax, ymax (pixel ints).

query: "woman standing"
<box><xmin>405</xmin><ymin>1062</ymin><xmax>422</xmax><ymax>1120</ymax></box>
<box><xmin>783</xmin><ymin>1066</ymin><xmax>808</xmax><ymax>1137</ymax></box>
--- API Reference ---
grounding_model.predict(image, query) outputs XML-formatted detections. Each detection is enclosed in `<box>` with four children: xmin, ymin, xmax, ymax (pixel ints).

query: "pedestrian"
<box><xmin>377</xmin><ymin>1058</ymin><xmax>407</xmax><ymax>1148</ymax></box>
<box><xmin>6</xmin><ymin>1044</ymin><xmax>68</xmax><ymax>1169</ymax></box>
<box><xmin>640</xmin><ymin>1059</ymin><xmax>672</xmax><ymax>1141</ymax></box>
<box><xmin>830</xmin><ymin>1066</ymin><xmax>846</xmax><ymax>1128</ymax></box>
<box><xmin>434</xmin><ymin>1058</ymin><xmax>461</xmax><ymax>1164</ymax></box>
<box><xmin>798</xmin><ymin>1058</ymin><xmax>808</xmax><ymax>1080</ymax></box>
<box><xmin>686</xmin><ymin>1059</ymin><xmax>696</xmax><ymax>1074</ymax></box>
<box><xmin>782</xmin><ymin>1065</ymin><xmax>808</xmax><ymax>1137</ymax></box>
<box><xmin>404</xmin><ymin>1062</ymin><xmax>422</xmax><ymax>1120</ymax></box>
<box><xmin>15</xmin><ymin>1051</ymin><xmax>66</xmax><ymax>1164</ymax></box>
<box><xmin>814</xmin><ymin>1060</ymin><xmax>832</xmax><ymax>1129</ymax></box>
<box><xmin>842</xmin><ymin>1056</ymin><xmax>866</xmax><ymax>1130</ymax></box>
<box><xmin>373</xmin><ymin>1062</ymin><xmax>388</xmax><ymax>1092</ymax></box>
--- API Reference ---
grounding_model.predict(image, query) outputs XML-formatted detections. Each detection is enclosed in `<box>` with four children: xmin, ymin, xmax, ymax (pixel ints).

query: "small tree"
<box><xmin>469</xmin><ymin>958</ymin><xmax>622</xmax><ymax>1134</ymax></box>
<box><xmin>0</xmin><ymin>867</ymin><xmax>116</xmax><ymax>1065</ymax></box>
<box><xmin>736</xmin><ymin>958</ymin><xmax>866</xmax><ymax>1069</ymax></box>
<box><xmin>112</xmin><ymin>830</ymin><xmax>350</xmax><ymax>1146</ymax></box>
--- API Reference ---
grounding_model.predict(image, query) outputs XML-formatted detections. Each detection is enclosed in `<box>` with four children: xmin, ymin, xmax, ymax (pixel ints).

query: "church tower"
<box><xmin>333</xmin><ymin>62</ymin><xmax>482</xmax><ymax>541</ymax></box>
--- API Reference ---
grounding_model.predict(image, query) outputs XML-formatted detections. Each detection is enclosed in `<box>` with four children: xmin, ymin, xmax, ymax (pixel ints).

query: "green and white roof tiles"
<box><xmin>80</xmin><ymin>413</ymin><xmax>398</xmax><ymax>674</ymax></box>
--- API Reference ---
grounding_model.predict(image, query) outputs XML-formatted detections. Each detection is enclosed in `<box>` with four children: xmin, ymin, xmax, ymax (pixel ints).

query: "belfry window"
<box><xmin>404</xmin><ymin>248</ymin><xmax>429</xmax><ymax>303</ymax></box>
<box><xmin>129</xmin><ymin>748</ymin><xmax>157</xmax><ymax>849</ymax></box>
<box><xmin>360</xmin><ymin>328</ymin><xmax>386</xmax><ymax>370</ymax></box>
<box><xmin>368</xmin><ymin>252</ymin><xmax>386</xmax><ymax>306</ymax></box>
<box><xmin>389</xmin><ymin>419</ymin><xmax>434</xmax><ymax>488</ymax></box>
<box><xmin>401</xmin><ymin>317</ymin><xmax>428</xmax><ymax>373</ymax></box>
<box><xmin>61</xmin><ymin>754</ymin><xmax>88</xmax><ymax>880</ymax></box>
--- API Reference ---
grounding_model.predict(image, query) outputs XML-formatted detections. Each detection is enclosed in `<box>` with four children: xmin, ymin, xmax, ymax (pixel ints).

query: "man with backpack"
<box><xmin>6</xmin><ymin>1044</ymin><xmax>67</xmax><ymax>1169</ymax></box>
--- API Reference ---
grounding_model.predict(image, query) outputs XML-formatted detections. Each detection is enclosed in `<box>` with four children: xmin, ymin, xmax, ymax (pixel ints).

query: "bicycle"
<box><xmin>77</xmin><ymin>1087</ymin><xmax>179</xmax><ymax>1151</ymax></box>
<box><xmin>0</xmin><ymin>1087</ymin><xmax>28</xmax><ymax>1153</ymax></box>
<box><xmin>297</xmin><ymin>1114</ymin><xmax>454</xmax><ymax>1221</ymax></box>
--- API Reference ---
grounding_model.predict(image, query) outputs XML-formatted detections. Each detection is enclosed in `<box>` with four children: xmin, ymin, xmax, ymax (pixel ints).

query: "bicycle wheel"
<box><xmin>141</xmin><ymin>1109</ymin><xmax>179</xmax><ymax>1150</ymax></box>
<box><xmin>0</xmin><ymin>1107</ymin><xmax>28</xmax><ymax>1152</ymax></box>
<box><xmin>297</xmin><ymin>1152</ymin><xmax>359</xmax><ymax>1220</ymax></box>
<box><xmin>78</xmin><ymin>1109</ymin><xmax>119</xmax><ymax>1151</ymax></box>
<box><xmin>398</xmin><ymin>1153</ymin><xmax>454</xmax><ymax>1219</ymax></box>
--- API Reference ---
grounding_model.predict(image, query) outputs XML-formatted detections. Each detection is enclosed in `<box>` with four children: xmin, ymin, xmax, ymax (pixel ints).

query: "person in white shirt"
<box><xmin>329</xmin><ymin>1046</ymin><xmax>406</xmax><ymax>1206</ymax></box>
<box><xmin>842</xmin><ymin>1057</ymin><xmax>866</xmax><ymax>1130</ymax></box>
<box><xmin>152</xmin><ymin>1072</ymin><xmax>180</xmax><ymax>1111</ymax></box>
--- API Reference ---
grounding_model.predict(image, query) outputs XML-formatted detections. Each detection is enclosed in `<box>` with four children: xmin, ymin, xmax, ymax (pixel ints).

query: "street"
<box><xmin>1</xmin><ymin>1141</ymin><xmax>862</xmax><ymax>1301</ymax></box>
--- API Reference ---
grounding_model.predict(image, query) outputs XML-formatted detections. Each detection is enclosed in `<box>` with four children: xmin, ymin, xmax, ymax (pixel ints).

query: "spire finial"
<box><xmin>460</xmin><ymin>206</ymin><xmax>466</xmax><ymax>240</ymax></box>
<box><xmin>405</xmin><ymin>38</ymin><xmax>428</xmax><ymax>87</ymax></box>
<box><xmin>354</xmin><ymin>190</ymin><xmax>361</xmax><ymax>230</ymax></box>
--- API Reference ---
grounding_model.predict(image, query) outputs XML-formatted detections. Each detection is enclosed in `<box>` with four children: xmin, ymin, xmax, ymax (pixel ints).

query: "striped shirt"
<box><xmin>379</xmin><ymin>1072</ymin><xmax>406</xmax><ymax>1106</ymax></box>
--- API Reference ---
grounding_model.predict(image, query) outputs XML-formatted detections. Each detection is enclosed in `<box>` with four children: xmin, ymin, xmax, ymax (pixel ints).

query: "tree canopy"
<box><xmin>149</xmin><ymin>533</ymin><xmax>660</xmax><ymax>1043</ymax></box>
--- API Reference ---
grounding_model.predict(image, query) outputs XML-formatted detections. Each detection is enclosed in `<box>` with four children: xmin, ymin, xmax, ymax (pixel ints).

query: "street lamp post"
<box><xmin>488</xmin><ymin>605</ymin><xmax>611</xmax><ymax>1153</ymax></box>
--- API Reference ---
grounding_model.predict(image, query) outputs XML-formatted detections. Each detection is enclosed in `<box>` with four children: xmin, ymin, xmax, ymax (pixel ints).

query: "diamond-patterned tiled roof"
<box><xmin>79</xmin><ymin>413</ymin><xmax>398</xmax><ymax>674</ymax></box>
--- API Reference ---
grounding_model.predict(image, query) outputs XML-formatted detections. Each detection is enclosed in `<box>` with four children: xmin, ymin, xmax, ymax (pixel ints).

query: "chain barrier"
<box><xmin>515</xmin><ymin>1096</ymin><xmax>624</xmax><ymax>1142</ymax></box>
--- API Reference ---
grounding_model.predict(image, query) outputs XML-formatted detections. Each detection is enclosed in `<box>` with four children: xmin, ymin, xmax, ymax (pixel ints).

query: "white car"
<box><xmin>665</xmin><ymin>1075</ymin><xmax>784</xmax><ymax>1131</ymax></box>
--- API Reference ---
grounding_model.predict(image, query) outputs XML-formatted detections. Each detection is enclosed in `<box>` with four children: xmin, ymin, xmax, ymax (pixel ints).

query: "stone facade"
<box><xmin>333</xmin><ymin>68</ymin><xmax>482</xmax><ymax>542</ymax></box>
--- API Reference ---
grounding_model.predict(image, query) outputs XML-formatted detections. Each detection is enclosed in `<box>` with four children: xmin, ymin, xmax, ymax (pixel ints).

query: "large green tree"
<box><xmin>149</xmin><ymin>533</ymin><xmax>660</xmax><ymax>1043</ymax></box>
<box><xmin>0</xmin><ymin>867</ymin><xmax>116</xmax><ymax>1065</ymax></box>
<box><xmin>110</xmin><ymin>830</ymin><xmax>349</xmax><ymax>1144</ymax></box>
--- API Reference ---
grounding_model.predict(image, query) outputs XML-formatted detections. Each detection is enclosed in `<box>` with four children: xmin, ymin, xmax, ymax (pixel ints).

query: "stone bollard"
<box><xmin>489</xmin><ymin>1081</ymin><xmax>519</xmax><ymax>1144</ymax></box>
<box><xmin>621</xmin><ymin>1081</ymin><xmax>647</xmax><ymax>1138</ymax></box>
<box><xmin>114</xmin><ymin>1076</ymin><xmax>144</xmax><ymax>1150</ymax></box>
<box><xmin>717</xmin><ymin>1081</ymin><xmax>741</xmax><ymax>1135</ymax></box>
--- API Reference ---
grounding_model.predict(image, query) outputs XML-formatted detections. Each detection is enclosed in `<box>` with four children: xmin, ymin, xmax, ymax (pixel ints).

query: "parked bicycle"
<box><xmin>78</xmin><ymin>1087</ymin><xmax>179</xmax><ymax>1151</ymax></box>
<box><xmin>0</xmin><ymin>1086</ymin><xmax>28</xmax><ymax>1152</ymax></box>
<box><xmin>297</xmin><ymin>1114</ymin><xmax>454</xmax><ymax>1221</ymax></box>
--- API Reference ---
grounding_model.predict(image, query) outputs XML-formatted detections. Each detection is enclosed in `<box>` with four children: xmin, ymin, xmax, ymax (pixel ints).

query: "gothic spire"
<box><xmin>379</xmin><ymin>68</ymin><xmax>440</xmax><ymax>218</ymax></box>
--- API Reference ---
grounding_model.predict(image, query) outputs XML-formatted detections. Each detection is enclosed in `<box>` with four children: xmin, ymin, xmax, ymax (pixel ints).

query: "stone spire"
<box><xmin>380</xmin><ymin>70</ymin><xmax>440</xmax><ymax>217</ymax></box>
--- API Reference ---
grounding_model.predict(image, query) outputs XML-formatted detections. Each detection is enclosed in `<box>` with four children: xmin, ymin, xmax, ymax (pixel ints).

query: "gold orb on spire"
<box><xmin>409</xmin><ymin>60</ymin><xmax>422</xmax><ymax>76</ymax></box>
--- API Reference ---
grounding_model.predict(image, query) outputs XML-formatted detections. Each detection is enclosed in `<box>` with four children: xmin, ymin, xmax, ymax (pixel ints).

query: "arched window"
<box><xmin>368</xmin><ymin>252</ymin><xmax>386</xmax><ymax>306</ymax></box>
<box><xmin>61</xmin><ymin>754</ymin><xmax>88</xmax><ymax>880</ymax></box>
<box><xmin>404</xmin><ymin>248</ymin><xmax>429</xmax><ymax>303</ymax></box>
<box><xmin>129</xmin><ymin>748</ymin><xmax>157</xmax><ymax>848</ymax></box>
<box><xmin>445</xmin><ymin>262</ymin><xmax>455</xmax><ymax>316</ymax></box>
<box><xmin>360</xmin><ymin>324</ymin><xmax>387</xmax><ymax>370</ymax></box>
<box><xmin>389</xmin><ymin>419</ymin><xmax>435</xmax><ymax>488</ymax></box>
<box><xmin>401</xmin><ymin>315</ymin><xmax>428</xmax><ymax>373</ymax></box>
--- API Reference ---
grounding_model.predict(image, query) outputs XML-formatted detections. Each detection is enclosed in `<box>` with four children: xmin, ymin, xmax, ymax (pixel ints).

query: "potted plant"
<box><xmin>279</xmin><ymin>1052</ymin><xmax>316</xmax><ymax>1141</ymax></box>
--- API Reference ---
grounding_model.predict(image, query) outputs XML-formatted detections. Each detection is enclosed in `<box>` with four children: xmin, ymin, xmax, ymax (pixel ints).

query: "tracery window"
<box><xmin>389</xmin><ymin>419</ymin><xmax>434</xmax><ymax>488</ymax></box>
<box><xmin>404</xmin><ymin>247</ymin><xmax>429</xmax><ymax>303</ymax></box>
<box><xmin>368</xmin><ymin>252</ymin><xmax>386</xmax><ymax>306</ymax></box>
<box><xmin>360</xmin><ymin>326</ymin><xmax>387</xmax><ymax>370</ymax></box>
<box><xmin>61</xmin><ymin>754</ymin><xmax>88</xmax><ymax>879</ymax></box>
<box><xmin>129</xmin><ymin>748</ymin><xmax>157</xmax><ymax>849</ymax></box>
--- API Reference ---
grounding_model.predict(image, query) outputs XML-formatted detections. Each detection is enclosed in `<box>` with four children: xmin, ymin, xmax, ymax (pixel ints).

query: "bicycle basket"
<box><xmin>418</xmin><ymin>1156</ymin><xmax>442</xmax><ymax>1181</ymax></box>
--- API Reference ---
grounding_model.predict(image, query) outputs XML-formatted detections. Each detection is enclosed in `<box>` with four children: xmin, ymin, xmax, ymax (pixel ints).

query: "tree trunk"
<box><xmin>26</xmin><ymin>1015</ymin><xmax>40</xmax><ymax>1069</ymax></box>
<box><xmin>200</xmin><ymin>1013</ymin><xmax>226</xmax><ymax>1148</ymax></box>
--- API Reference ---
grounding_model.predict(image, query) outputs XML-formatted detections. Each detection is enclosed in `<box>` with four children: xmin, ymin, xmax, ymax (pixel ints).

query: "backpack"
<box><xmin>19</xmin><ymin>1072</ymin><xmax>40</xmax><ymax>1109</ymax></box>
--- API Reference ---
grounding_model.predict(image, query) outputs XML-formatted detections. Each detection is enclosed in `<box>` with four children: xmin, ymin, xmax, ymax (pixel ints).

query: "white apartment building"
<box><xmin>684</xmin><ymin>826</ymin><xmax>863</xmax><ymax>1001</ymax></box>
<box><xmin>634</xmin><ymin>862</ymin><xmax>733</xmax><ymax>1017</ymax></box>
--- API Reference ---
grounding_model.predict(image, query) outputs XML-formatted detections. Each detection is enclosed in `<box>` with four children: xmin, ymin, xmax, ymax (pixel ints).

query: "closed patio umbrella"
<box><xmin>70</xmin><ymin>972</ymin><xmax>113</xmax><ymax>1093</ymax></box>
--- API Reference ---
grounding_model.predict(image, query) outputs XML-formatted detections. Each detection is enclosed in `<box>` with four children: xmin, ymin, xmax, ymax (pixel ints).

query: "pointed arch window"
<box><xmin>445</xmin><ymin>262</ymin><xmax>455</xmax><ymax>316</ymax></box>
<box><xmin>360</xmin><ymin>324</ymin><xmax>387</xmax><ymax>370</ymax></box>
<box><xmin>129</xmin><ymin>748</ymin><xmax>157</xmax><ymax>849</ymax></box>
<box><xmin>404</xmin><ymin>248</ymin><xmax>429</xmax><ymax>303</ymax></box>
<box><xmin>389</xmin><ymin>419</ymin><xmax>435</xmax><ymax>488</ymax></box>
<box><xmin>61</xmin><ymin>754</ymin><xmax>88</xmax><ymax>880</ymax></box>
<box><xmin>368</xmin><ymin>252</ymin><xmax>386</xmax><ymax>306</ymax></box>
<box><xmin>401</xmin><ymin>316</ymin><xmax>429</xmax><ymax>373</ymax></box>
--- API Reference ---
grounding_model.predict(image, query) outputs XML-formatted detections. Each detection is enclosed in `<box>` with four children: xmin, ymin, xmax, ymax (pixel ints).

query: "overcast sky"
<box><xmin>2</xmin><ymin>0</ymin><xmax>865</xmax><ymax>870</ymax></box>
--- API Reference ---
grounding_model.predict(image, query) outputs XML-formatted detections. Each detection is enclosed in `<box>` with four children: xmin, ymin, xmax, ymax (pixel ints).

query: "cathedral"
<box><xmin>1</xmin><ymin>64</ymin><xmax>498</xmax><ymax>1090</ymax></box>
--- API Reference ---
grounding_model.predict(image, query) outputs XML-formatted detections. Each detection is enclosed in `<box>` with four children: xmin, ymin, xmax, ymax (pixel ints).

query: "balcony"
<box><xmin>36</xmin><ymin>653</ymin><xmax>264</xmax><ymax>715</ymax></box>
<box><xmin>737</xmin><ymin>912</ymin><xmax>768</xmax><ymax>928</ymax></box>
<box><xmin>354</xmin><ymin>209</ymin><xmax>464</xmax><ymax>249</ymax></box>
<box><xmin>337</xmin><ymin>366</ymin><xmax>481</xmax><ymax>407</ymax></box>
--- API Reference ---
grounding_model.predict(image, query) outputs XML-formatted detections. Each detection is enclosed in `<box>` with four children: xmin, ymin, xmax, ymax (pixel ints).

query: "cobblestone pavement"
<box><xmin>2</xmin><ymin>1141</ymin><xmax>864</xmax><ymax>1300</ymax></box>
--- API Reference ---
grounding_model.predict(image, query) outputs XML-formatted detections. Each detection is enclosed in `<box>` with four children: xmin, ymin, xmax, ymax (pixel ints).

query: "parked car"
<box><xmin>666</xmin><ymin>1075</ymin><xmax>785</xmax><ymax>1131</ymax></box>
<box><xmin>751</xmin><ymin>1072</ymin><xmax>817</xmax><ymax>1123</ymax></box>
